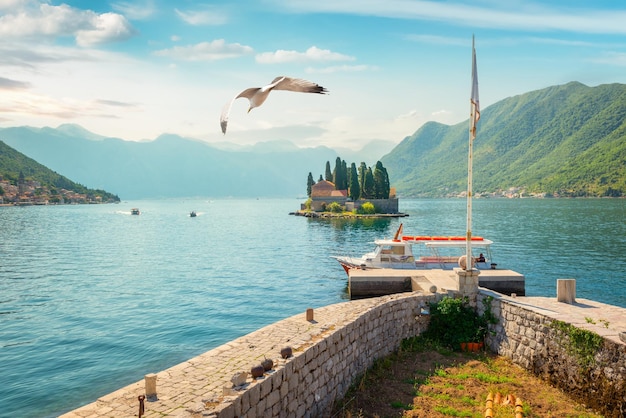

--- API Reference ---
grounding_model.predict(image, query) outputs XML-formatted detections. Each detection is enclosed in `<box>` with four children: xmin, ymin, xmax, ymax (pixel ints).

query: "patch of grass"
<box><xmin>435</xmin><ymin>368</ymin><xmax>448</xmax><ymax>377</ymax></box>
<box><xmin>482</xmin><ymin>356</ymin><xmax>501</xmax><ymax>373</ymax></box>
<box><xmin>400</xmin><ymin>335</ymin><xmax>454</xmax><ymax>355</ymax></box>
<box><xmin>430</xmin><ymin>393</ymin><xmax>451</xmax><ymax>401</ymax></box>
<box><xmin>390</xmin><ymin>400</ymin><xmax>412</xmax><ymax>410</ymax></box>
<box><xmin>442</xmin><ymin>382</ymin><xmax>465</xmax><ymax>390</ymax></box>
<box><xmin>462</xmin><ymin>372</ymin><xmax>513</xmax><ymax>384</ymax></box>
<box><xmin>433</xmin><ymin>405</ymin><xmax>474</xmax><ymax>417</ymax></box>
<box><xmin>331</xmin><ymin>335</ymin><xmax>604</xmax><ymax>418</ymax></box>
<box><xmin>460</xmin><ymin>395</ymin><xmax>478</xmax><ymax>406</ymax></box>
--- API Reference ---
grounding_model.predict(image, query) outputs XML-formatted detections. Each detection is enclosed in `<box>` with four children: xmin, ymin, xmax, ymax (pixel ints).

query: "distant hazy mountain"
<box><xmin>0</xmin><ymin>125</ymin><xmax>386</xmax><ymax>199</ymax></box>
<box><xmin>383</xmin><ymin>82</ymin><xmax>626</xmax><ymax>197</ymax></box>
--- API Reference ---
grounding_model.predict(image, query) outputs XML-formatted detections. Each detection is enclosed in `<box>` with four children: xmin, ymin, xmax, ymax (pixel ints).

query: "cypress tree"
<box><xmin>358</xmin><ymin>162</ymin><xmax>367</xmax><ymax>198</ymax></box>
<box><xmin>333</xmin><ymin>157</ymin><xmax>343</xmax><ymax>189</ymax></box>
<box><xmin>382</xmin><ymin>164</ymin><xmax>390</xmax><ymax>198</ymax></box>
<box><xmin>373</xmin><ymin>161</ymin><xmax>390</xmax><ymax>198</ymax></box>
<box><xmin>363</xmin><ymin>167</ymin><xmax>375</xmax><ymax>198</ymax></box>
<box><xmin>325</xmin><ymin>161</ymin><xmax>333</xmax><ymax>182</ymax></box>
<box><xmin>349</xmin><ymin>163</ymin><xmax>360</xmax><ymax>200</ymax></box>
<box><xmin>306</xmin><ymin>172</ymin><xmax>315</xmax><ymax>197</ymax></box>
<box><xmin>340</xmin><ymin>160</ymin><xmax>348</xmax><ymax>190</ymax></box>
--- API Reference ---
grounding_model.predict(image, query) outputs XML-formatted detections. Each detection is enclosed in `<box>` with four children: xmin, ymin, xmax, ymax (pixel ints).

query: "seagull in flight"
<box><xmin>220</xmin><ymin>76</ymin><xmax>328</xmax><ymax>134</ymax></box>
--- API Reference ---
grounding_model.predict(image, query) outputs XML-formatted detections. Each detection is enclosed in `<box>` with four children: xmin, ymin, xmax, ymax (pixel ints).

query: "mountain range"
<box><xmin>1</xmin><ymin>81</ymin><xmax>625</xmax><ymax>199</ymax></box>
<box><xmin>383</xmin><ymin>81</ymin><xmax>626</xmax><ymax>197</ymax></box>
<box><xmin>0</xmin><ymin>125</ymin><xmax>395</xmax><ymax>199</ymax></box>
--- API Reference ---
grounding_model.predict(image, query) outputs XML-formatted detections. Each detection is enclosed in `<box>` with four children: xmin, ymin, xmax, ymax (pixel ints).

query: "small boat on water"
<box><xmin>131</xmin><ymin>208</ymin><xmax>140</xmax><ymax>215</ymax></box>
<box><xmin>189</xmin><ymin>211</ymin><xmax>197</xmax><ymax>217</ymax></box>
<box><xmin>332</xmin><ymin>225</ymin><xmax>497</xmax><ymax>274</ymax></box>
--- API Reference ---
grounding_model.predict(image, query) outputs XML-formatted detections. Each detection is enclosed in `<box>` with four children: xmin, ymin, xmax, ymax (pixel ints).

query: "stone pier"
<box><xmin>61</xmin><ymin>276</ymin><xmax>626</xmax><ymax>418</ymax></box>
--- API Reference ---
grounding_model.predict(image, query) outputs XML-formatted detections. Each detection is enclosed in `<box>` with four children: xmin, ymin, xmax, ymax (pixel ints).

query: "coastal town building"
<box><xmin>0</xmin><ymin>178</ymin><xmax>104</xmax><ymax>205</ymax></box>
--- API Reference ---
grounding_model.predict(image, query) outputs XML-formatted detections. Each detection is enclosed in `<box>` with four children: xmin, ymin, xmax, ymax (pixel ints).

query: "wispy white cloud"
<box><xmin>256</xmin><ymin>46</ymin><xmax>354</xmax><ymax>64</ymax></box>
<box><xmin>0</xmin><ymin>2</ymin><xmax>136</xmax><ymax>46</ymax></box>
<box><xmin>153</xmin><ymin>39</ymin><xmax>253</xmax><ymax>61</ymax></box>
<box><xmin>111</xmin><ymin>0</ymin><xmax>157</xmax><ymax>21</ymax></box>
<box><xmin>404</xmin><ymin>34</ymin><xmax>468</xmax><ymax>46</ymax></box>
<box><xmin>395</xmin><ymin>109</ymin><xmax>420</xmax><ymax>120</ymax></box>
<box><xmin>406</xmin><ymin>33</ymin><xmax>626</xmax><ymax>54</ymax></box>
<box><xmin>175</xmin><ymin>7</ymin><xmax>227</xmax><ymax>25</ymax></box>
<box><xmin>274</xmin><ymin>0</ymin><xmax>626</xmax><ymax>35</ymax></box>
<box><xmin>95</xmin><ymin>99</ymin><xmax>139</xmax><ymax>108</ymax></box>
<box><xmin>592</xmin><ymin>51</ymin><xmax>626</xmax><ymax>67</ymax></box>
<box><xmin>0</xmin><ymin>91</ymin><xmax>140</xmax><ymax>119</ymax></box>
<box><xmin>0</xmin><ymin>76</ymin><xmax>30</xmax><ymax>90</ymax></box>
<box><xmin>0</xmin><ymin>47</ymin><xmax>65</xmax><ymax>69</ymax></box>
<box><xmin>306</xmin><ymin>64</ymin><xmax>376</xmax><ymax>74</ymax></box>
<box><xmin>431</xmin><ymin>109</ymin><xmax>452</xmax><ymax>117</ymax></box>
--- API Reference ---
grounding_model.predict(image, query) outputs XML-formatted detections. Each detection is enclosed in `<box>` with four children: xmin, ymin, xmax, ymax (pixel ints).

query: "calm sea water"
<box><xmin>1</xmin><ymin>198</ymin><xmax>624</xmax><ymax>417</ymax></box>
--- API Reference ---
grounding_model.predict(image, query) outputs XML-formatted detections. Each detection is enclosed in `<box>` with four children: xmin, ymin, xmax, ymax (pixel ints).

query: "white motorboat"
<box><xmin>332</xmin><ymin>228</ymin><xmax>496</xmax><ymax>274</ymax></box>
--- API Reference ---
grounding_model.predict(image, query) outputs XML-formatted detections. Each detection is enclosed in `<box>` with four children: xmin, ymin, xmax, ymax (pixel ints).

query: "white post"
<box><xmin>557</xmin><ymin>279</ymin><xmax>576</xmax><ymax>304</ymax></box>
<box><xmin>145</xmin><ymin>373</ymin><xmax>157</xmax><ymax>399</ymax></box>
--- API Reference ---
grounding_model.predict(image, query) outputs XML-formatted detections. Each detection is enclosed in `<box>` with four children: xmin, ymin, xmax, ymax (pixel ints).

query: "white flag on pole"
<box><xmin>470</xmin><ymin>37</ymin><xmax>480</xmax><ymax>140</ymax></box>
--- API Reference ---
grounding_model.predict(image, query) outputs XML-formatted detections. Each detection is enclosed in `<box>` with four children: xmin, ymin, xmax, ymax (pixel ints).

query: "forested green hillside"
<box><xmin>383</xmin><ymin>82</ymin><xmax>626</xmax><ymax>197</ymax></box>
<box><xmin>0</xmin><ymin>140</ymin><xmax>119</xmax><ymax>203</ymax></box>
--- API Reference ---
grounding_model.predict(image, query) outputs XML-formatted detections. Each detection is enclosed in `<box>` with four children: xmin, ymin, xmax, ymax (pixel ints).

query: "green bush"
<box><xmin>327</xmin><ymin>201</ymin><xmax>344</xmax><ymax>213</ymax></box>
<box><xmin>423</xmin><ymin>296</ymin><xmax>494</xmax><ymax>350</ymax></box>
<box><xmin>358</xmin><ymin>201</ymin><xmax>376</xmax><ymax>214</ymax></box>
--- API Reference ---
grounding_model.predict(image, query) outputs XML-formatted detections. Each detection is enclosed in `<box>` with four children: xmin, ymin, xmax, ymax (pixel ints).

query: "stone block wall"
<box><xmin>477</xmin><ymin>291</ymin><xmax>626</xmax><ymax>418</ymax></box>
<box><xmin>212</xmin><ymin>293</ymin><xmax>434</xmax><ymax>417</ymax></box>
<box><xmin>352</xmin><ymin>198</ymin><xmax>399</xmax><ymax>214</ymax></box>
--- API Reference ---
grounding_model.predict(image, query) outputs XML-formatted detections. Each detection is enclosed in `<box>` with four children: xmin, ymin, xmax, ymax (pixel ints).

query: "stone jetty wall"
<box><xmin>477</xmin><ymin>291</ymin><xmax>626</xmax><ymax>417</ymax></box>
<box><xmin>211</xmin><ymin>293</ymin><xmax>434</xmax><ymax>417</ymax></box>
<box><xmin>64</xmin><ymin>286</ymin><xmax>625</xmax><ymax>417</ymax></box>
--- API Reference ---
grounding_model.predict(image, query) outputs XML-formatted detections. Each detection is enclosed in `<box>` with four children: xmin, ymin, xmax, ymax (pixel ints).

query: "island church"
<box><xmin>307</xmin><ymin>180</ymin><xmax>399</xmax><ymax>213</ymax></box>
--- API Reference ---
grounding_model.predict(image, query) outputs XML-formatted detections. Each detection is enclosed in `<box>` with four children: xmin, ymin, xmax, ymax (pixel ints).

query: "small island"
<box><xmin>293</xmin><ymin>158</ymin><xmax>407</xmax><ymax>218</ymax></box>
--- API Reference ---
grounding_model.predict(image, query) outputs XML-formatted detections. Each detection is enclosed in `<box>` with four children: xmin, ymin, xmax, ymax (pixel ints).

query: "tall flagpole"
<box><xmin>466</xmin><ymin>35</ymin><xmax>480</xmax><ymax>271</ymax></box>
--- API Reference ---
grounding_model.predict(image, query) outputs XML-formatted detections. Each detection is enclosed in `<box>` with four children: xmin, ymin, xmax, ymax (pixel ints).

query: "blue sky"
<box><xmin>1</xmin><ymin>0</ymin><xmax>626</xmax><ymax>149</ymax></box>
